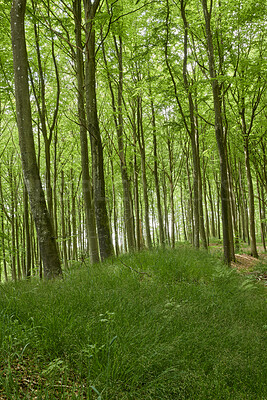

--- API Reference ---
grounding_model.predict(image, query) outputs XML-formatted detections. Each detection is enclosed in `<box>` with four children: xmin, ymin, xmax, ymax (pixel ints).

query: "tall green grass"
<box><xmin>0</xmin><ymin>246</ymin><xmax>266</xmax><ymax>399</ymax></box>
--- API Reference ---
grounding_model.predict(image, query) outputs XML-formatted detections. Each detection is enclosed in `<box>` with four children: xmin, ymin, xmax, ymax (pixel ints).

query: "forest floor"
<box><xmin>232</xmin><ymin>252</ymin><xmax>266</xmax><ymax>269</ymax></box>
<box><xmin>0</xmin><ymin>245</ymin><xmax>266</xmax><ymax>399</ymax></box>
<box><xmin>231</xmin><ymin>253</ymin><xmax>267</xmax><ymax>287</ymax></box>
<box><xmin>209</xmin><ymin>242</ymin><xmax>267</xmax><ymax>287</ymax></box>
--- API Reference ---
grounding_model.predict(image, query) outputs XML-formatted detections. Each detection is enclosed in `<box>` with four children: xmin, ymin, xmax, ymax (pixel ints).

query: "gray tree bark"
<box><xmin>137</xmin><ymin>96</ymin><xmax>152</xmax><ymax>248</ymax></box>
<box><xmin>101</xmin><ymin>33</ymin><xmax>135</xmax><ymax>251</ymax></box>
<box><xmin>11</xmin><ymin>0</ymin><xmax>62</xmax><ymax>279</ymax></box>
<box><xmin>84</xmin><ymin>0</ymin><xmax>114</xmax><ymax>260</ymax></box>
<box><xmin>202</xmin><ymin>0</ymin><xmax>233</xmax><ymax>264</ymax></box>
<box><xmin>74</xmin><ymin>0</ymin><xmax>100</xmax><ymax>263</ymax></box>
<box><xmin>150</xmin><ymin>98</ymin><xmax>165</xmax><ymax>246</ymax></box>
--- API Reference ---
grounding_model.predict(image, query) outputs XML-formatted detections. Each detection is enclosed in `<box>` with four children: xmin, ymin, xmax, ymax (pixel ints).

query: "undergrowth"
<box><xmin>0</xmin><ymin>246</ymin><xmax>266</xmax><ymax>399</ymax></box>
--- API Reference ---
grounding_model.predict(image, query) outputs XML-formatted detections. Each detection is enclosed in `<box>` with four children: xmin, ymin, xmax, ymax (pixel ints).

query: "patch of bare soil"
<box><xmin>231</xmin><ymin>254</ymin><xmax>260</xmax><ymax>270</ymax></box>
<box><xmin>231</xmin><ymin>253</ymin><xmax>267</xmax><ymax>286</ymax></box>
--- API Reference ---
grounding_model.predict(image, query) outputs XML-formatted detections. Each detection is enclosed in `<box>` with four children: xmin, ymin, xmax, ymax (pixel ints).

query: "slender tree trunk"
<box><xmin>207</xmin><ymin>177</ymin><xmax>216</xmax><ymax>237</ymax></box>
<box><xmin>1</xmin><ymin>212</ymin><xmax>8</xmax><ymax>281</ymax></box>
<box><xmin>9</xmin><ymin>163</ymin><xmax>17</xmax><ymax>281</ymax></box>
<box><xmin>237</xmin><ymin>184</ymin><xmax>245</xmax><ymax>243</ymax></box>
<box><xmin>244</xmin><ymin>139</ymin><xmax>258</xmax><ymax>257</ymax></box>
<box><xmin>167</xmin><ymin>138</ymin><xmax>175</xmax><ymax>248</ymax></box>
<box><xmin>150</xmin><ymin>99</ymin><xmax>165</xmax><ymax>246</ymax></box>
<box><xmin>202</xmin><ymin>167</ymin><xmax>210</xmax><ymax>246</ymax></box>
<box><xmin>60</xmin><ymin>171</ymin><xmax>68</xmax><ymax>269</ymax></box>
<box><xmin>0</xmin><ymin>167</ymin><xmax>8</xmax><ymax>281</ymax></box>
<box><xmin>102</xmin><ymin>34</ymin><xmax>135</xmax><ymax>251</ymax></box>
<box><xmin>110</xmin><ymin>158</ymin><xmax>120</xmax><ymax>256</ymax></box>
<box><xmin>185</xmin><ymin>155</ymin><xmax>194</xmax><ymax>243</ymax></box>
<box><xmin>214</xmin><ymin>172</ymin><xmax>221</xmax><ymax>240</ymax></box>
<box><xmin>257</xmin><ymin>181</ymin><xmax>266</xmax><ymax>251</ymax></box>
<box><xmin>228</xmin><ymin>159</ymin><xmax>239</xmax><ymax>251</ymax></box>
<box><xmin>239</xmin><ymin>162</ymin><xmax>249</xmax><ymax>243</ymax></box>
<box><xmin>74</xmin><ymin>0</ymin><xmax>99</xmax><ymax>263</ymax></box>
<box><xmin>30</xmin><ymin>4</ymin><xmax>52</xmax><ymax>216</ymax></box>
<box><xmin>71</xmin><ymin>169</ymin><xmax>78</xmax><ymax>260</ymax></box>
<box><xmin>202</xmin><ymin>0</ymin><xmax>232</xmax><ymax>264</ymax></box>
<box><xmin>84</xmin><ymin>0</ymin><xmax>113</xmax><ymax>260</ymax></box>
<box><xmin>77</xmin><ymin>198</ymin><xmax>82</xmax><ymax>256</ymax></box>
<box><xmin>180</xmin><ymin>186</ymin><xmax>188</xmax><ymax>241</ymax></box>
<box><xmin>30</xmin><ymin>1</ymin><xmax>60</xmax><ymax>222</ymax></box>
<box><xmin>53</xmin><ymin>129</ymin><xmax>59</xmax><ymax>240</ymax></box>
<box><xmin>11</xmin><ymin>0</ymin><xmax>62</xmax><ymax>279</ymax></box>
<box><xmin>180</xmin><ymin>1</ymin><xmax>200</xmax><ymax>248</ymax></box>
<box><xmin>239</xmin><ymin>98</ymin><xmax>258</xmax><ymax>257</ymax></box>
<box><xmin>23</xmin><ymin>184</ymin><xmax>31</xmax><ymax>277</ymax></box>
<box><xmin>197</xmin><ymin>154</ymin><xmax>208</xmax><ymax>248</ymax></box>
<box><xmin>162</xmin><ymin>168</ymin><xmax>170</xmax><ymax>245</ymax></box>
<box><xmin>137</xmin><ymin>96</ymin><xmax>152</xmax><ymax>248</ymax></box>
<box><xmin>133</xmin><ymin>114</ymin><xmax>141</xmax><ymax>251</ymax></box>
<box><xmin>15</xmin><ymin>188</ymin><xmax>22</xmax><ymax>280</ymax></box>
<box><xmin>67</xmin><ymin>195</ymin><xmax>72</xmax><ymax>261</ymax></box>
<box><xmin>116</xmin><ymin>36</ymin><xmax>135</xmax><ymax>251</ymax></box>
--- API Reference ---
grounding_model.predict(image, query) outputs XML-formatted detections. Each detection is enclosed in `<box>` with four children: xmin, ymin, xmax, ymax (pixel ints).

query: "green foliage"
<box><xmin>0</xmin><ymin>247</ymin><xmax>266</xmax><ymax>399</ymax></box>
<box><xmin>1</xmin><ymin>0</ymin><xmax>266</xmax><ymax>275</ymax></box>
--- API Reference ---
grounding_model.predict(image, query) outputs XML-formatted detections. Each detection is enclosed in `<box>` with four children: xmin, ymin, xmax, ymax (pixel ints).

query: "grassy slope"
<box><xmin>0</xmin><ymin>246</ymin><xmax>266</xmax><ymax>399</ymax></box>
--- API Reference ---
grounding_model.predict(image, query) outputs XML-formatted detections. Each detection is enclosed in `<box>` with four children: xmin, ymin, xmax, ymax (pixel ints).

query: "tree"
<box><xmin>164</xmin><ymin>0</ymin><xmax>207</xmax><ymax>249</ymax></box>
<box><xmin>11</xmin><ymin>0</ymin><xmax>62</xmax><ymax>279</ymax></box>
<box><xmin>0</xmin><ymin>0</ymin><xmax>265</xmax><ymax>280</ymax></box>
<box><xmin>101</xmin><ymin>25</ymin><xmax>135</xmax><ymax>251</ymax></box>
<box><xmin>84</xmin><ymin>0</ymin><xmax>114</xmax><ymax>260</ymax></box>
<box><xmin>73</xmin><ymin>0</ymin><xmax>100</xmax><ymax>264</ymax></box>
<box><xmin>201</xmin><ymin>0</ymin><xmax>233</xmax><ymax>264</ymax></box>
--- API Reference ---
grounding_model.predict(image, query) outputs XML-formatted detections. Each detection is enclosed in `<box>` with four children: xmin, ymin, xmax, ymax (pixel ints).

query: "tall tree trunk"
<box><xmin>240</xmin><ymin>102</ymin><xmax>258</xmax><ymax>257</ymax></box>
<box><xmin>71</xmin><ymin>169</ymin><xmax>78</xmax><ymax>260</ymax></box>
<box><xmin>207</xmin><ymin>177</ymin><xmax>216</xmax><ymax>237</ymax></box>
<box><xmin>53</xmin><ymin>128</ymin><xmax>59</xmax><ymax>240</ymax></box>
<box><xmin>60</xmin><ymin>171</ymin><xmax>68</xmax><ymax>269</ymax></box>
<box><xmin>14</xmin><ymin>184</ymin><xmax>22</xmax><ymax>280</ymax></box>
<box><xmin>201</xmin><ymin>0</ymin><xmax>232</xmax><ymax>264</ymax></box>
<box><xmin>9</xmin><ymin>163</ymin><xmax>17</xmax><ymax>281</ymax></box>
<box><xmin>116</xmin><ymin>36</ymin><xmax>135</xmax><ymax>250</ymax></box>
<box><xmin>180</xmin><ymin>0</ymin><xmax>200</xmax><ymax>248</ymax></box>
<box><xmin>162</xmin><ymin>168</ymin><xmax>170</xmax><ymax>245</ymax></box>
<box><xmin>180</xmin><ymin>186</ymin><xmax>188</xmax><ymax>241</ymax></box>
<box><xmin>167</xmin><ymin>138</ymin><xmax>175</xmax><ymax>248</ymax></box>
<box><xmin>67</xmin><ymin>192</ymin><xmax>72</xmax><ymax>261</ymax></box>
<box><xmin>202</xmin><ymin>167</ymin><xmax>210</xmax><ymax>246</ymax></box>
<box><xmin>185</xmin><ymin>154</ymin><xmax>194</xmax><ymax>243</ymax></box>
<box><xmin>137</xmin><ymin>96</ymin><xmax>152</xmax><ymax>248</ymax></box>
<box><xmin>1</xmin><ymin>212</ymin><xmax>8</xmax><ymax>281</ymax></box>
<box><xmin>150</xmin><ymin>99</ymin><xmax>165</xmax><ymax>246</ymax></box>
<box><xmin>110</xmin><ymin>158</ymin><xmax>120</xmax><ymax>256</ymax></box>
<box><xmin>257</xmin><ymin>180</ymin><xmax>266</xmax><ymax>251</ymax></box>
<box><xmin>23</xmin><ymin>184</ymin><xmax>31</xmax><ymax>277</ymax></box>
<box><xmin>238</xmin><ymin>162</ymin><xmax>249</xmax><ymax>243</ymax></box>
<box><xmin>132</xmin><ymin>112</ymin><xmax>141</xmax><ymax>251</ymax></box>
<box><xmin>215</xmin><ymin>173</ymin><xmax>221</xmax><ymax>239</ymax></box>
<box><xmin>11</xmin><ymin>0</ymin><xmax>62</xmax><ymax>279</ymax></box>
<box><xmin>244</xmin><ymin>139</ymin><xmax>258</xmax><ymax>257</ymax></box>
<box><xmin>102</xmin><ymin>33</ymin><xmax>135</xmax><ymax>251</ymax></box>
<box><xmin>84</xmin><ymin>0</ymin><xmax>114</xmax><ymax>260</ymax></box>
<box><xmin>29</xmin><ymin>1</ymin><xmax>60</xmax><ymax>222</ymax></box>
<box><xmin>227</xmin><ymin>158</ymin><xmax>239</xmax><ymax>252</ymax></box>
<box><xmin>0</xmin><ymin>166</ymin><xmax>8</xmax><ymax>281</ymax></box>
<box><xmin>74</xmin><ymin>0</ymin><xmax>99</xmax><ymax>263</ymax></box>
<box><xmin>197</xmin><ymin>152</ymin><xmax>208</xmax><ymax>248</ymax></box>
